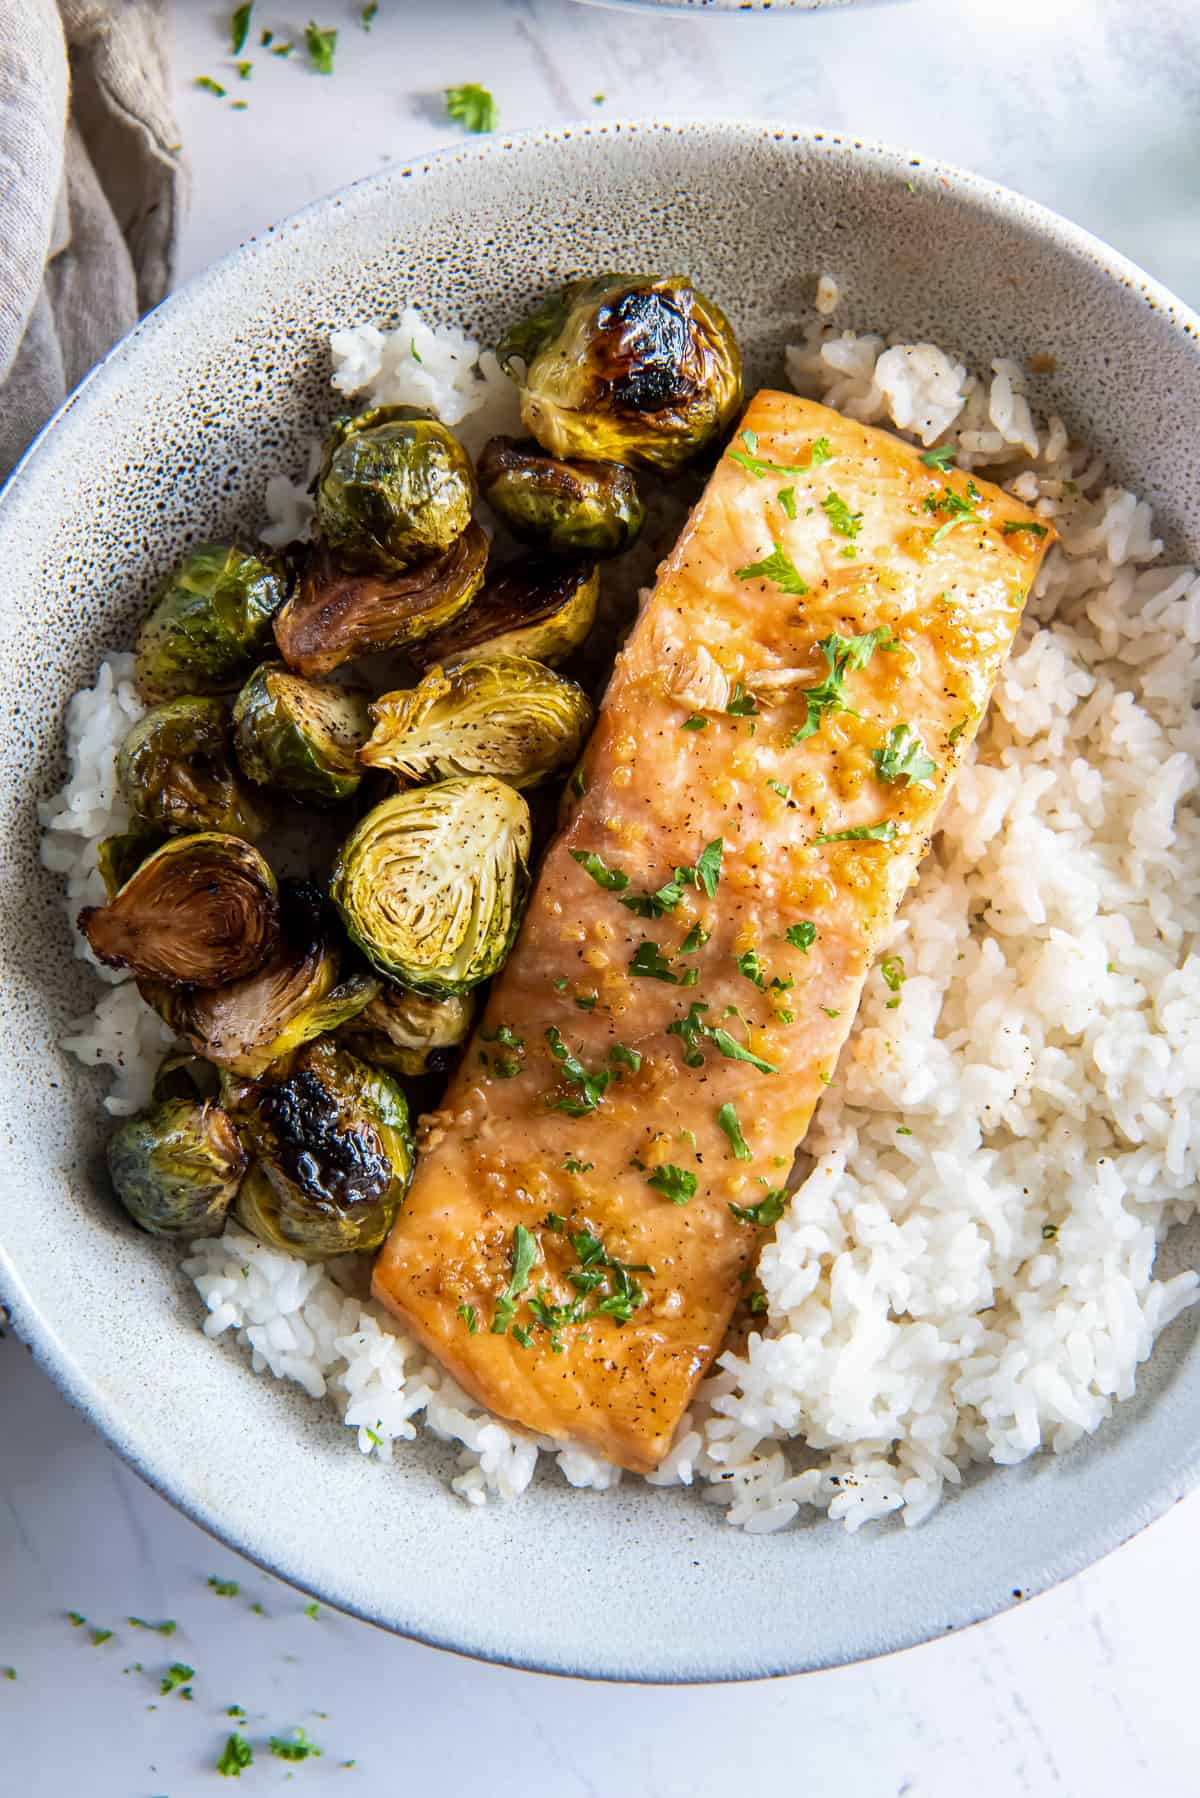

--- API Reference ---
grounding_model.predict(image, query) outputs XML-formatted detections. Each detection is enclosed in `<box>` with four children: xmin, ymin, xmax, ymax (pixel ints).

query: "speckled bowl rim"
<box><xmin>4</xmin><ymin>117</ymin><xmax>1200</xmax><ymax>1683</ymax></box>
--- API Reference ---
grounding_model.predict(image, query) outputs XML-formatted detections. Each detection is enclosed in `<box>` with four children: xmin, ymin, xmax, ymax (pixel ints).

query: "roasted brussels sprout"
<box><xmin>477</xmin><ymin>437</ymin><xmax>644</xmax><ymax>557</ymax></box>
<box><xmin>233</xmin><ymin>663</ymin><xmax>371</xmax><ymax>806</ymax></box>
<box><xmin>408</xmin><ymin>556</ymin><xmax>598</xmax><ymax>672</ymax></box>
<box><xmin>108</xmin><ymin>1098</ymin><xmax>247</xmax><ymax>1238</ymax></box>
<box><xmin>316</xmin><ymin>404</ymin><xmax>476</xmax><ymax>575</ymax></box>
<box><xmin>97</xmin><ymin>823</ymin><xmax>167</xmax><ymax>899</ymax></box>
<box><xmin>142</xmin><ymin>879</ymin><xmax>379</xmax><ymax>1077</ymax></box>
<box><xmin>330</xmin><ymin>777</ymin><xmax>531</xmax><ymax>994</ymax></box>
<box><xmin>152</xmin><ymin>1053</ymin><xmax>222</xmax><ymax>1103</ymax></box>
<box><xmin>79</xmin><ymin>832</ymin><xmax>279</xmax><ymax>988</ymax></box>
<box><xmin>273</xmin><ymin>523</ymin><xmax>488</xmax><ymax>678</ymax></box>
<box><xmin>134</xmin><ymin>545</ymin><xmax>287</xmax><ymax>705</ymax></box>
<box><xmin>117</xmin><ymin>695</ymin><xmax>267</xmax><ymax>839</ymax></box>
<box><xmin>360</xmin><ymin>656</ymin><xmax>593</xmax><ymax>791</ymax></box>
<box><xmin>339</xmin><ymin>985</ymin><xmax>475</xmax><ymax>1079</ymax></box>
<box><xmin>498</xmin><ymin>274</ymin><xmax>742</xmax><ymax>472</ymax></box>
<box><xmin>232</xmin><ymin>1039</ymin><xmax>413</xmax><ymax>1260</ymax></box>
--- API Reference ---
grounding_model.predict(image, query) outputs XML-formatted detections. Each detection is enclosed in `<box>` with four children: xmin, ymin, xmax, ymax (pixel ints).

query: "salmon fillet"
<box><xmin>372</xmin><ymin>391</ymin><xmax>1054</xmax><ymax>1473</ymax></box>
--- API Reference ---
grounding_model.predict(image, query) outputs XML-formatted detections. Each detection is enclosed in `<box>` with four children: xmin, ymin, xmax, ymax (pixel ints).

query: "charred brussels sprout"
<box><xmin>79</xmin><ymin>832</ymin><xmax>279</xmax><ymax>988</ymax></box>
<box><xmin>233</xmin><ymin>663</ymin><xmax>371</xmax><ymax>806</ymax></box>
<box><xmin>273</xmin><ymin>524</ymin><xmax>488</xmax><ymax>678</ymax></box>
<box><xmin>339</xmin><ymin>985</ymin><xmax>475</xmax><ymax>1079</ymax></box>
<box><xmin>330</xmin><ymin>777</ymin><xmax>531</xmax><ymax>994</ymax></box>
<box><xmin>408</xmin><ymin>556</ymin><xmax>598</xmax><ymax>672</ymax></box>
<box><xmin>498</xmin><ymin>274</ymin><xmax>742</xmax><ymax>473</ymax></box>
<box><xmin>477</xmin><ymin>437</ymin><xmax>644</xmax><ymax>557</ymax></box>
<box><xmin>97</xmin><ymin>823</ymin><xmax>167</xmax><ymax>899</ymax></box>
<box><xmin>108</xmin><ymin>1098</ymin><xmax>247</xmax><ymax>1238</ymax></box>
<box><xmin>232</xmin><ymin>1039</ymin><xmax>413</xmax><ymax>1260</ymax></box>
<box><xmin>316</xmin><ymin>404</ymin><xmax>475</xmax><ymax>574</ymax></box>
<box><xmin>360</xmin><ymin>657</ymin><xmax>593</xmax><ymax>791</ymax></box>
<box><xmin>117</xmin><ymin>695</ymin><xmax>267</xmax><ymax>839</ymax></box>
<box><xmin>142</xmin><ymin>879</ymin><xmax>379</xmax><ymax>1078</ymax></box>
<box><xmin>134</xmin><ymin>545</ymin><xmax>287</xmax><ymax>704</ymax></box>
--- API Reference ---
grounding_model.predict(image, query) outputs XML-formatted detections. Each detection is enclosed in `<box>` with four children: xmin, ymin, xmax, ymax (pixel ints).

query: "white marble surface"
<box><xmin>4</xmin><ymin>0</ymin><xmax>1200</xmax><ymax>1790</ymax></box>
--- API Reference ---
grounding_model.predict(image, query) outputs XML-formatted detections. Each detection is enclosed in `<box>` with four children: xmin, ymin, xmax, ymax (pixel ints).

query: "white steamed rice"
<box><xmin>42</xmin><ymin>302</ymin><xmax>1200</xmax><ymax>1528</ymax></box>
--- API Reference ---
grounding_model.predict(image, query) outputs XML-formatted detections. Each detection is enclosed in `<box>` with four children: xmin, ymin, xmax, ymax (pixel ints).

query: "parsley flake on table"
<box><xmin>208</xmin><ymin>1576</ymin><xmax>239</xmax><ymax>1598</ymax></box>
<box><xmin>873</xmin><ymin>722</ymin><xmax>936</xmax><ymax>786</ymax></box>
<box><xmin>304</xmin><ymin>1601</ymin><xmax>320</xmax><ymax>1620</ymax></box>
<box><xmin>445</xmin><ymin>83</ymin><xmax>498</xmax><ymax>133</ymax></box>
<box><xmin>230</xmin><ymin>3</ymin><xmax>253</xmax><ymax>54</ymax></box>
<box><xmin>646</xmin><ymin>1164</ymin><xmax>697</xmax><ymax>1205</ymax></box>
<box><xmin>716</xmin><ymin>1102</ymin><xmax>752</xmax><ymax>1161</ymax></box>
<box><xmin>815</xmin><ymin>821</ymin><xmax>898</xmax><ymax>844</ymax></box>
<box><xmin>821</xmin><ymin>490</ymin><xmax>863</xmax><ymax>539</ymax></box>
<box><xmin>790</xmin><ymin>628</ymin><xmax>897</xmax><ymax>742</ymax></box>
<box><xmin>569</xmin><ymin>847</ymin><xmax>629</xmax><ymax>892</ymax></box>
<box><xmin>3</xmin><ymin>1667</ymin><xmax>15</xmax><ymax>1681</ymax></box>
<box><xmin>67</xmin><ymin>1611</ymin><xmax>86</xmax><ymax>1627</ymax></box>
<box><xmin>734</xmin><ymin>541</ymin><xmax>810</xmax><ymax>597</ymax></box>
<box><xmin>270</xmin><ymin>1728</ymin><xmax>323</xmax><ymax>1762</ymax></box>
<box><xmin>361</xmin><ymin>1</ymin><xmax>379</xmax><ymax>24</ymax></box>
<box><xmin>304</xmin><ymin>22</ymin><xmax>337</xmax><ymax>73</ymax></box>
<box><xmin>730</xmin><ymin>1189</ymin><xmax>787</xmax><ymax>1227</ymax></box>
<box><xmin>195</xmin><ymin>76</ymin><xmax>227</xmax><ymax>97</ymax></box>
<box><xmin>217</xmin><ymin>1733</ymin><xmax>254</xmax><ymax>1778</ymax></box>
<box><xmin>161</xmin><ymin>1661</ymin><xmax>194</xmax><ymax>1695</ymax></box>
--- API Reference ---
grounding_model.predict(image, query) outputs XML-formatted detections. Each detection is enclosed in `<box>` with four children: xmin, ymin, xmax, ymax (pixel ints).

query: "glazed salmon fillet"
<box><xmin>372</xmin><ymin>392</ymin><xmax>1054</xmax><ymax>1473</ymax></box>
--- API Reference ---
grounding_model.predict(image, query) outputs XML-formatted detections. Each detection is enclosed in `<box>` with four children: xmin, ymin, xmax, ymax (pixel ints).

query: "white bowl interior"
<box><xmin>1</xmin><ymin>122</ymin><xmax>1198</xmax><ymax>1680</ymax></box>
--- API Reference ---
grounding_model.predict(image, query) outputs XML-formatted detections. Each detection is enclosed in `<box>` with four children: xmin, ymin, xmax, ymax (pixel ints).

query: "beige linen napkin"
<box><xmin>0</xmin><ymin>0</ymin><xmax>184</xmax><ymax>479</ymax></box>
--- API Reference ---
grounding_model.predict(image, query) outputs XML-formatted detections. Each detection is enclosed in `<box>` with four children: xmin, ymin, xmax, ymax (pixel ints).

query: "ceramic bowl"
<box><xmin>2</xmin><ymin>121</ymin><xmax>1198</xmax><ymax>1683</ymax></box>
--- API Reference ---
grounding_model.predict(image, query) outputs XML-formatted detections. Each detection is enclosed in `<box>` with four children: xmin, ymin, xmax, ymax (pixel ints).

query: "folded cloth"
<box><xmin>0</xmin><ymin>0</ymin><xmax>184</xmax><ymax>479</ymax></box>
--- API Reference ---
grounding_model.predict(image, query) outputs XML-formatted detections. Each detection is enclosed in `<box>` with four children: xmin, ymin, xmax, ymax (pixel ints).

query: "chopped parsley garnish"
<box><xmin>492</xmin><ymin>1225</ymin><xmax>538</xmax><ymax>1335</ymax></box>
<box><xmin>574</xmin><ymin>995</ymin><xmax>597</xmax><ymax>1012</ymax></box>
<box><xmin>304</xmin><ymin>1602</ymin><xmax>320</xmax><ymax>1620</ymax></box>
<box><xmin>790</xmin><ymin>628</ymin><xmax>897</xmax><ymax>741</ymax></box>
<box><xmin>896</xmin><ymin>1125</ymin><xmax>913</xmax><ymax>1135</ymax></box>
<box><xmin>947</xmin><ymin>716</ymin><xmax>969</xmax><ymax>746</ymax></box>
<box><xmin>230</xmin><ymin>4</ymin><xmax>253</xmax><ymax>53</ymax></box>
<box><xmin>785</xmin><ymin>921</ymin><xmax>817</xmax><ymax>952</ymax></box>
<box><xmin>195</xmin><ymin>76</ymin><xmax>227</xmax><ymax>97</ymax></box>
<box><xmin>91</xmin><ymin>1628</ymin><xmax>113</xmax><ymax>1647</ymax></box>
<box><xmin>737</xmin><ymin>949</ymin><xmax>767</xmax><ymax>988</ymax></box>
<box><xmin>717</xmin><ymin>1102</ymin><xmax>752</xmax><ymax>1161</ymax></box>
<box><xmin>646</xmin><ymin>1164</ymin><xmax>697</xmax><ymax>1205</ymax></box>
<box><xmin>734</xmin><ymin>542</ymin><xmax>810</xmax><ymax>597</ymax></box>
<box><xmin>545</xmin><ymin>1027</ymin><xmax>614</xmax><ymax>1113</ymax></box>
<box><xmin>236</xmin><ymin>60</ymin><xmax>252</xmax><ymax>80</ymax></box>
<box><xmin>920</xmin><ymin>444</ymin><xmax>957</xmax><ymax>471</ymax></box>
<box><xmin>620</xmin><ymin>875</ymin><xmax>684</xmax><ymax>918</ymax></box>
<box><xmin>815</xmin><ymin>821</ymin><xmax>897</xmax><ymax>844</ymax></box>
<box><xmin>668</xmin><ymin>1001</ymin><xmax>710</xmax><ymax>1067</ymax></box>
<box><xmin>570</xmin><ymin>848</ymin><xmax>628</xmax><ymax>892</ymax></box>
<box><xmin>208</xmin><ymin>1577</ymin><xmax>239</xmax><ymax>1598</ymax></box>
<box><xmin>880</xmin><ymin>954</ymin><xmax>906</xmax><ymax>992</ymax></box>
<box><xmin>706</xmin><ymin>1029</ymin><xmax>776</xmax><ymax>1074</ymax></box>
<box><xmin>226</xmin><ymin>1705</ymin><xmax>247</xmax><ymax>1719</ymax></box>
<box><xmin>128</xmin><ymin>1617</ymin><xmax>176</xmax><ymax>1635</ymax></box>
<box><xmin>777</xmin><ymin>486</ymin><xmax>797</xmax><ymax>520</ymax></box>
<box><xmin>481</xmin><ymin>1022</ymin><xmax>525</xmax><ymax>1079</ymax></box>
<box><xmin>304</xmin><ymin>22</ymin><xmax>337</xmax><ymax>73</ymax></box>
<box><xmin>1042</xmin><ymin>1223</ymin><xmax>1059</xmax><ymax>1240</ymax></box>
<box><xmin>457</xmin><ymin>1302</ymin><xmax>479</xmax><ymax>1335</ymax></box>
<box><xmin>67</xmin><ymin>1612</ymin><xmax>86</xmax><ymax>1628</ymax></box>
<box><xmin>726</xmin><ymin>681</ymin><xmax>759</xmax><ymax>716</ymax></box>
<box><xmin>271</xmin><ymin>40</ymin><xmax>294</xmax><ymax>56</ymax></box>
<box><xmin>570</xmin><ymin>764</ymin><xmax>588</xmax><ymax>797</ymax></box>
<box><xmin>1002</xmin><ymin>520</ymin><xmax>1049</xmax><ymax>538</ymax></box>
<box><xmin>217</xmin><ymin>1733</ymin><xmax>253</xmax><ymax>1778</ymax></box>
<box><xmin>161</xmin><ymin>1662</ymin><xmax>194</xmax><ymax>1694</ymax></box>
<box><xmin>820</xmin><ymin>1006</ymin><xmax>840</xmax><ymax>1019</ymax></box>
<box><xmin>361</xmin><ymin>1</ymin><xmax>379</xmax><ymax>24</ymax></box>
<box><xmin>609</xmin><ymin>1043</ymin><xmax>642</xmax><ymax>1073</ymax></box>
<box><xmin>681</xmin><ymin>714</ymin><xmax>708</xmax><ymax>730</ymax></box>
<box><xmin>3</xmin><ymin>1668</ymin><xmax>14</xmax><ymax>1680</ymax></box>
<box><xmin>562</xmin><ymin>1158</ymin><xmax>593</xmax><ymax>1175</ymax></box>
<box><xmin>730</xmin><ymin>1189</ymin><xmax>787</xmax><ymax>1227</ymax></box>
<box><xmin>767</xmin><ymin>779</ymin><xmax>790</xmax><ymax>799</ymax></box>
<box><xmin>445</xmin><ymin>82</ymin><xmax>497</xmax><ymax>132</ymax></box>
<box><xmin>924</xmin><ymin>479</ymin><xmax>981</xmax><ymax>545</ymax></box>
<box><xmin>679</xmin><ymin>922</ymin><xmax>709</xmax><ymax>954</ymax></box>
<box><xmin>628</xmin><ymin>940</ymin><xmax>696</xmax><ymax>986</ymax></box>
<box><xmin>748</xmin><ymin>1289</ymin><xmax>769</xmax><ymax>1314</ymax></box>
<box><xmin>728</xmin><ymin>429</ymin><xmax>832</xmax><ymax>479</ymax></box>
<box><xmin>821</xmin><ymin>490</ymin><xmax>863</xmax><ymax>540</ymax></box>
<box><xmin>690</xmin><ymin>838</ymin><xmax>723</xmax><ymax>898</ymax></box>
<box><xmin>873</xmin><ymin>723</ymin><xmax>936</xmax><ymax>786</ymax></box>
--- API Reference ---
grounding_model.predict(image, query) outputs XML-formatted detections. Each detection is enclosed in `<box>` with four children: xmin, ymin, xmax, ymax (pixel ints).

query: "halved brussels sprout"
<box><xmin>408</xmin><ymin>556</ymin><xmax>598</xmax><ymax>672</ymax></box>
<box><xmin>134</xmin><ymin>544</ymin><xmax>287</xmax><ymax>705</ymax></box>
<box><xmin>117</xmin><ymin>695</ymin><xmax>268</xmax><ymax>839</ymax></box>
<box><xmin>339</xmin><ymin>985</ymin><xmax>475</xmax><ymax>1079</ymax></box>
<box><xmin>273</xmin><ymin>523</ymin><xmax>488</xmax><ymax>678</ymax></box>
<box><xmin>498</xmin><ymin>274</ymin><xmax>743</xmax><ymax>473</ymax></box>
<box><xmin>360</xmin><ymin>656</ymin><xmax>593</xmax><ymax>791</ymax></box>
<box><xmin>477</xmin><ymin>437</ymin><xmax>644</xmax><ymax>557</ymax></box>
<box><xmin>152</xmin><ymin>1053</ymin><xmax>222</xmax><ymax>1103</ymax></box>
<box><xmin>142</xmin><ymin>879</ymin><xmax>379</xmax><ymax>1077</ymax></box>
<box><xmin>232</xmin><ymin>1039</ymin><xmax>414</xmax><ymax>1260</ymax></box>
<box><xmin>316</xmin><ymin>404</ymin><xmax>476</xmax><ymax>574</ymax></box>
<box><xmin>233</xmin><ymin>663</ymin><xmax>371</xmax><ymax>806</ymax></box>
<box><xmin>97</xmin><ymin>823</ymin><xmax>167</xmax><ymax>899</ymax></box>
<box><xmin>108</xmin><ymin>1097</ymin><xmax>247</xmax><ymax>1238</ymax></box>
<box><xmin>330</xmin><ymin>777</ymin><xmax>531</xmax><ymax>994</ymax></box>
<box><xmin>79</xmin><ymin>832</ymin><xmax>279</xmax><ymax>988</ymax></box>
